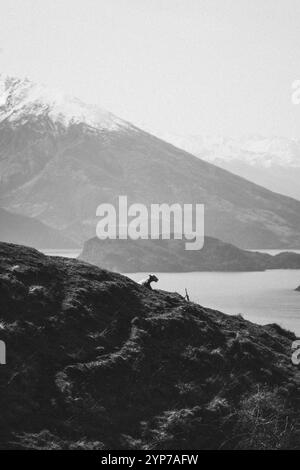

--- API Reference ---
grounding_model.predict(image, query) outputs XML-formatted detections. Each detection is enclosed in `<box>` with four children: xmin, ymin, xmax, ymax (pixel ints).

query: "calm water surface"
<box><xmin>126</xmin><ymin>270</ymin><xmax>300</xmax><ymax>336</ymax></box>
<box><xmin>42</xmin><ymin>249</ymin><xmax>81</xmax><ymax>258</ymax></box>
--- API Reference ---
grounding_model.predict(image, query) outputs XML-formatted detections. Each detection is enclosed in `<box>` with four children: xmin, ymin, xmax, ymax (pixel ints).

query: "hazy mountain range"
<box><xmin>0</xmin><ymin>207</ymin><xmax>78</xmax><ymax>249</ymax></box>
<box><xmin>152</xmin><ymin>133</ymin><xmax>300</xmax><ymax>201</ymax></box>
<box><xmin>1</xmin><ymin>75</ymin><xmax>300</xmax><ymax>249</ymax></box>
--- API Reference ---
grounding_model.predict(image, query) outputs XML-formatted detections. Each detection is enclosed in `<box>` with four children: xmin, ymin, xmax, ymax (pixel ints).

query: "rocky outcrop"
<box><xmin>0</xmin><ymin>242</ymin><xmax>299</xmax><ymax>450</ymax></box>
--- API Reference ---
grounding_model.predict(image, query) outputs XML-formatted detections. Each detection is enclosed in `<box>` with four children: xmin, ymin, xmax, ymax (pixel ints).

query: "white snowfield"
<box><xmin>0</xmin><ymin>74</ymin><xmax>130</xmax><ymax>132</ymax></box>
<box><xmin>153</xmin><ymin>131</ymin><xmax>300</xmax><ymax>168</ymax></box>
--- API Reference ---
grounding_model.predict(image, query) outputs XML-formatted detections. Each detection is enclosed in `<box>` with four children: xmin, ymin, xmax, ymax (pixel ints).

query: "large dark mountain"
<box><xmin>0</xmin><ymin>242</ymin><xmax>299</xmax><ymax>449</ymax></box>
<box><xmin>0</xmin><ymin>207</ymin><xmax>77</xmax><ymax>249</ymax></box>
<box><xmin>79</xmin><ymin>235</ymin><xmax>300</xmax><ymax>272</ymax></box>
<box><xmin>1</xmin><ymin>75</ymin><xmax>300</xmax><ymax>249</ymax></box>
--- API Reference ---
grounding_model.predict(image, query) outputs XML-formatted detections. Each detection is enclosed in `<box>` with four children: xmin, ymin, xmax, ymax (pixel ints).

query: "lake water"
<box><xmin>126</xmin><ymin>270</ymin><xmax>300</xmax><ymax>336</ymax></box>
<box><xmin>42</xmin><ymin>249</ymin><xmax>300</xmax><ymax>336</ymax></box>
<box><xmin>251</xmin><ymin>249</ymin><xmax>300</xmax><ymax>255</ymax></box>
<box><xmin>42</xmin><ymin>249</ymin><xmax>81</xmax><ymax>258</ymax></box>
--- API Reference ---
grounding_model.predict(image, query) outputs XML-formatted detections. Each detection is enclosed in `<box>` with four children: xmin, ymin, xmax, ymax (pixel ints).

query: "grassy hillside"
<box><xmin>0</xmin><ymin>242</ymin><xmax>299</xmax><ymax>449</ymax></box>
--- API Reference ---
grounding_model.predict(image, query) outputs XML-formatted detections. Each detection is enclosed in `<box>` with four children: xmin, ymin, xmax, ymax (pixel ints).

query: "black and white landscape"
<box><xmin>0</xmin><ymin>0</ymin><xmax>300</xmax><ymax>452</ymax></box>
<box><xmin>2</xmin><ymin>75</ymin><xmax>300</xmax><ymax>249</ymax></box>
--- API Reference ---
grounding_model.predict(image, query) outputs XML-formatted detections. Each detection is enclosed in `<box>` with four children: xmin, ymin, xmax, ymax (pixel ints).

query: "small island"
<box><xmin>79</xmin><ymin>235</ymin><xmax>300</xmax><ymax>273</ymax></box>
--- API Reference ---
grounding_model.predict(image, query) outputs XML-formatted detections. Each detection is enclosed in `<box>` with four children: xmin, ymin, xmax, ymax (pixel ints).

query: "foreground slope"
<box><xmin>0</xmin><ymin>242</ymin><xmax>299</xmax><ymax>450</ymax></box>
<box><xmin>79</xmin><ymin>236</ymin><xmax>300</xmax><ymax>272</ymax></box>
<box><xmin>1</xmin><ymin>76</ymin><xmax>300</xmax><ymax>248</ymax></box>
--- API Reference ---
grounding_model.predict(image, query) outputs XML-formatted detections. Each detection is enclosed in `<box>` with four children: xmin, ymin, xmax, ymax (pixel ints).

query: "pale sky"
<box><xmin>0</xmin><ymin>0</ymin><xmax>300</xmax><ymax>137</ymax></box>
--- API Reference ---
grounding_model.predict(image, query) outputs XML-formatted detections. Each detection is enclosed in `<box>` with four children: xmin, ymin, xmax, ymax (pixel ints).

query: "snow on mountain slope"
<box><xmin>0</xmin><ymin>74</ymin><xmax>130</xmax><ymax>131</ymax></box>
<box><xmin>152</xmin><ymin>133</ymin><xmax>300</xmax><ymax>168</ymax></box>
<box><xmin>2</xmin><ymin>75</ymin><xmax>300</xmax><ymax>249</ymax></box>
<box><xmin>149</xmin><ymin>132</ymin><xmax>300</xmax><ymax>200</ymax></box>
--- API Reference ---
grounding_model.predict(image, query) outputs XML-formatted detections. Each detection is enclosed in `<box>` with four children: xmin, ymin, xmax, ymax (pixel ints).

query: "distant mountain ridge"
<box><xmin>1</xmin><ymin>75</ymin><xmax>300</xmax><ymax>249</ymax></box>
<box><xmin>0</xmin><ymin>207</ymin><xmax>77</xmax><ymax>249</ymax></box>
<box><xmin>151</xmin><ymin>133</ymin><xmax>300</xmax><ymax>200</ymax></box>
<box><xmin>152</xmin><ymin>134</ymin><xmax>300</xmax><ymax>167</ymax></box>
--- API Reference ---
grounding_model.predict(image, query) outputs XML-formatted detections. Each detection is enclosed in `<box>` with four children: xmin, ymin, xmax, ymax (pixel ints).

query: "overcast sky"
<box><xmin>0</xmin><ymin>0</ymin><xmax>300</xmax><ymax>137</ymax></box>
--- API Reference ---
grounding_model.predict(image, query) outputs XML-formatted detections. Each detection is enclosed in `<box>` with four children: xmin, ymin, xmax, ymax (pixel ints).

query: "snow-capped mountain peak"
<box><xmin>0</xmin><ymin>74</ymin><xmax>129</xmax><ymax>131</ymax></box>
